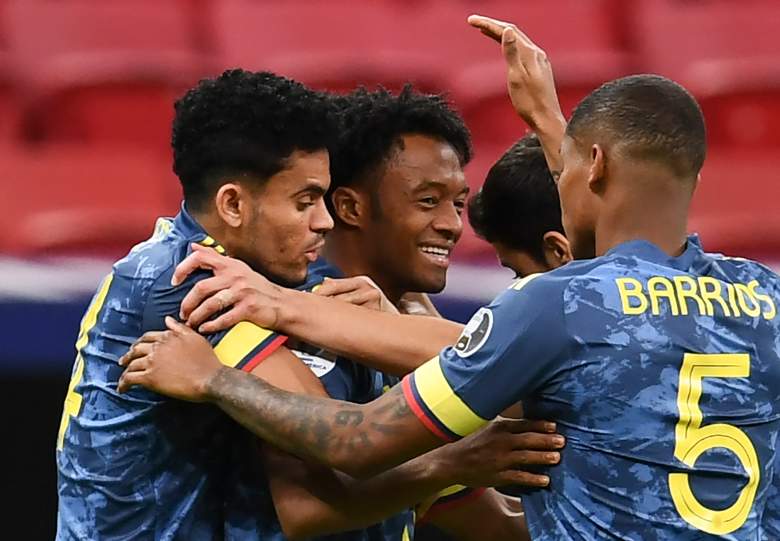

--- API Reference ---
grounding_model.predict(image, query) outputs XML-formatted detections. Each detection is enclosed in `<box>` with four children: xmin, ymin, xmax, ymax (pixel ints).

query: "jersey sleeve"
<box><xmin>415</xmin><ymin>485</ymin><xmax>486</xmax><ymax>524</ymax></box>
<box><xmin>143</xmin><ymin>261</ymin><xmax>287</xmax><ymax>373</ymax></box>
<box><xmin>402</xmin><ymin>273</ymin><xmax>571</xmax><ymax>441</ymax></box>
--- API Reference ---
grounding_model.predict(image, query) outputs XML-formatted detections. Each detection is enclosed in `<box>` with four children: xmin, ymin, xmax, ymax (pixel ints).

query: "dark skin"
<box><xmin>324</xmin><ymin>133</ymin><xmax>469</xmax><ymax>304</ymax></box>
<box><xmin>118</xmin><ymin>15</ymin><xmax>594</xmax><ymax>479</ymax></box>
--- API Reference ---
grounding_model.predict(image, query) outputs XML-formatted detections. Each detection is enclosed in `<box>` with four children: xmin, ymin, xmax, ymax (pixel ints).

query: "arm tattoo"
<box><xmin>206</xmin><ymin>367</ymin><xmax>430</xmax><ymax>473</ymax></box>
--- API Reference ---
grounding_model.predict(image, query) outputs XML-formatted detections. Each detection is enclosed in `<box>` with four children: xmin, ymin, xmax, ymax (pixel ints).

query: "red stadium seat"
<box><xmin>690</xmin><ymin>150</ymin><xmax>780</xmax><ymax>261</ymax></box>
<box><xmin>4</xmin><ymin>0</ymin><xmax>211</xmax><ymax>152</ymax></box>
<box><xmin>633</xmin><ymin>0</ymin><xmax>780</xmax><ymax>149</ymax></box>
<box><xmin>447</xmin><ymin>0</ymin><xmax>629</xmax><ymax>149</ymax></box>
<box><xmin>0</xmin><ymin>144</ymin><xmax>181</xmax><ymax>257</ymax></box>
<box><xmin>212</xmin><ymin>0</ymin><xmax>447</xmax><ymax>93</ymax></box>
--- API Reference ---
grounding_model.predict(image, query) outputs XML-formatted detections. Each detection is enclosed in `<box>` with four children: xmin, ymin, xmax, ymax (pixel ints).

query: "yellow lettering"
<box><xmin>616</xmin><ymin>278</ymin><xmax>648</xmax><ymax>315</ymax></box>
<box><xmin>727</xmin><ymin>284</ymin><xmax>741</xmax><ymax>317</ymax></box>
<box><xmin>648</xmin><ymin>277</ymin><xmax>680</xmax><ymax>316</ymax></box>
<box><xmin>752</xmin><ymin>284</ymin><xmax>777</xmax><ymax>320</ymax></box>
<box><xmin>673</xmin><ymin>276</ymin><xmax>706</xmax><ymax>316</ymax></box>
<box><xmin>735</xmin><ymin>282</ymin><xmax>762</xmax><ymax>318</ymax></box>
<box><xmin>697</xmin><ymin>277</ymin><xmax>732</xmax><ymax>317</ymax></box>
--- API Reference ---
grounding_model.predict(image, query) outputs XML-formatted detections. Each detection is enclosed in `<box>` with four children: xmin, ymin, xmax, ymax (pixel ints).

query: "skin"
<box><xmin>324</xmin><ymin>134</ymin><xmax>469</xmax><ymax>304</ymax></box>
<box><xmin>493</xmin><ymin>231</ymin><xmax>572</xmax><ymax>278</ymax></box>
<box><xmin>118</xmin><ymin>13</ymin><xmax>615</xmax><ymax>491</ymax></box>
<box><xmin>196</xmin><ymin>149</ymin><xmax>333</xmax><ymax>287</ymax></box>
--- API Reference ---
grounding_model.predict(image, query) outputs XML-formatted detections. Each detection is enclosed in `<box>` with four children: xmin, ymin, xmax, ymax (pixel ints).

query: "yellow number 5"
<box><xmin>669</xmin><ymin>353</ymin><xmax>760</xmax><ymax>535</ymax></box>
<box><xmin>56</xmin><ymin>275</ymin><xmax>113</xmax><ymax>450</ymax></box>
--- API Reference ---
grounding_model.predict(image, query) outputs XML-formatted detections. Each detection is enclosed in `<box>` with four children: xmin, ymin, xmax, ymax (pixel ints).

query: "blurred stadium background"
<box><xmin>0</xmin><ymin>0</ymin><xmax>777</xmax><ymax>538</ymax></box>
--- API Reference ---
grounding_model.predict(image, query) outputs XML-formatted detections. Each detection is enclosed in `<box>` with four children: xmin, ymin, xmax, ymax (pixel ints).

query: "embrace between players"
<box><xmin>57</xmin><ymin>14</ymin><xmax>780</xmax><ymax>541</ymax></box>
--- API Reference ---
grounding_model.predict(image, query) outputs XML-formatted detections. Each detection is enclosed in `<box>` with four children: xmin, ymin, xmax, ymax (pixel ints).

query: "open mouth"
<box><xmin>419</xmin><ymin>245</ymin><xmax>452</xmax><ymax>267</ymax></box>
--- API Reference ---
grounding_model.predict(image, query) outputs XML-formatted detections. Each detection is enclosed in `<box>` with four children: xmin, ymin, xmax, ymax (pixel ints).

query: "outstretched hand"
<box><xmin>467</xmin><ymin>14</ymin><xmax>564</xmax><ymax>131</ymax></box>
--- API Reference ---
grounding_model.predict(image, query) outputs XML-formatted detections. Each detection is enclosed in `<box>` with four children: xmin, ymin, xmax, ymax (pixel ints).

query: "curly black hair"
<box><xmin>328</xmin><ymin>85</ymin><xmax>472</xmax><ymax>215</ymax></box>
<box><xmin>468</xmin><ymin>133</ymin><xmax>563</xmax><ymax>262</ymax></box>
<box><xmin>172</xmin><ymin>69</ymin><xmax>336</xmax><ymax>210</ymax></box>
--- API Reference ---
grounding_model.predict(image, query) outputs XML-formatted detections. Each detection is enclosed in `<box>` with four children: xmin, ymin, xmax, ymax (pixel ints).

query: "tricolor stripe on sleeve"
<box><xmin>402</xmin><ymin>356</ymin><xmax>489</xmax><ymax>442</ymax></box>
<box><xmin>213</xmin><ymin>321</ymin><xmax>288</xmax><ymax>372</ymax></box>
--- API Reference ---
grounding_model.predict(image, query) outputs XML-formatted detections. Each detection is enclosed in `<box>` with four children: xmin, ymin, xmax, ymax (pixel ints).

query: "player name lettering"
<box><xmin>615</xmin><ymin>276</ymin><xmax>777</xmax><ymax>320</ymax></box>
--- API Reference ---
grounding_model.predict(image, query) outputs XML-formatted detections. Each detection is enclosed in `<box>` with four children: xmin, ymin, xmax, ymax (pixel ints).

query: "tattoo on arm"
<box><xmin>207</xmin><ymin>367</ymin><xmax>435</xmax><ymax>475</ymax></box>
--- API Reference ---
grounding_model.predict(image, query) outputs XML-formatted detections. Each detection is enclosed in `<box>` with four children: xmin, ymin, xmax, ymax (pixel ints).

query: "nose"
<box><xmin>311</xmin><ymin>197</ymin><xmax>334</xmax><ymax>234</ymax></box>
<box><xmin>431</xmin><ymin>203</ymin><xmax>463</xmax><ymax>242</ymax></box>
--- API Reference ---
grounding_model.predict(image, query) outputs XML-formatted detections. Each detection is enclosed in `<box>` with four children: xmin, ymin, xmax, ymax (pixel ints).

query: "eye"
<box><xmin>296</xmin><ymin>195</ymin><xmax>316</xmax><ymax>211</ymax></box>
<box><xmin>419</xmin><ymin>196</ymin><xmax>438</xmax><ymax>207</ymax></box>
<box><xmin>454</xmin><ymin>199</ymin><xmax>466</xmax><ymax>215</ymax></box>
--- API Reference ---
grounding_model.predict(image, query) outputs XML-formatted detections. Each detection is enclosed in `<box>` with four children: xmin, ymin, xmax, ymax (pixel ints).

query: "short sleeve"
<box><xmin>403</xmin><ymin>273</ymin><xmax>570</xmax><ymax>441</ymax></box>
<box><xmin>415</xmin><ymin>485</ymin><xmax>486</xmax><ymax>524</ymax></box>
<box><xmin>142</xmin><ymin>259</ymin><xmax>287</xmax><ymax>373</ymax></box>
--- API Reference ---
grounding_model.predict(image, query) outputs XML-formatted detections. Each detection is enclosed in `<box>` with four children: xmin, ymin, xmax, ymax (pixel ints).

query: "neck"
<box><xmin>594</xmin><ymin>168</ymin><xmax>693</xmax><ymax>257</ymax></box>
<box><xmin>189</xmin><ymin>208</ymin><xmax>236</xmax><ymax>254</ymax></box>
<box><xmin>323</xmin><ymin>228</ymin><xmax>405</xmax><ymax>306</ymax></box>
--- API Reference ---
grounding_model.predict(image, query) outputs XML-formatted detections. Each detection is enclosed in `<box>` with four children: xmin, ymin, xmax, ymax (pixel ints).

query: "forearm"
<box><xmin>529</xmin><ymin>111</ymin><xmax>566</xmax><ymax>177</ymax></box>
<box><xmin>207</xmin><ymin>368</ymin><xmax>440</xmax><ymax>477</ymax></box>
<box><xmin>279</xmin><ymin>289</ymin><xmax>462</xmax><ymax>376</ymax></box>
<box><xmin>427</xmin><ymin>491</ymin><xmax>529</xmax><ymax>541</ymax></box>
<box><xmin>266</xmin><ymin>446</ymin><xmax>456</xmax><ymax>540</ymax></box>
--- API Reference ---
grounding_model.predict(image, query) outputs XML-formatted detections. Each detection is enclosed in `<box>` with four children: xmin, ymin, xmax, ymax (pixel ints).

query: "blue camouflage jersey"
<box><xmin>56</xmin><ymin>205</ymin><xmax>293</xmax><ymax>540</ymax></box>
<box><xmin>404</xmin><ymin>236</ymin><xmax>780</xmax><ymax>540</ymax></box>
<box><xmin>291</xmin><ymin>257</ymin><xmax>415</xmax><ymax>541</ymax></box>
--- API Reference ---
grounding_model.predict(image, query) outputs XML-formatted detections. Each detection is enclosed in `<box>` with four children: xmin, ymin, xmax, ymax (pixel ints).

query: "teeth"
<box><xmin>421</xmin><ymin>246</ymin><xmax>450</xmax><ymax>257</ymax></box>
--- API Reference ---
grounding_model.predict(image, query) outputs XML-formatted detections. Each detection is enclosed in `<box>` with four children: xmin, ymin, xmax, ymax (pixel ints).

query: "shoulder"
<box><xmin>112</xmin><ymin>218</ymin><xmax>190</xmax><ymax>285</ymax></box>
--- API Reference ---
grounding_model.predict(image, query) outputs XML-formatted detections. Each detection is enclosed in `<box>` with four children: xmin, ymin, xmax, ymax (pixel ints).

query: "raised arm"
<box><xmin>467</xmin><ymin>14</ymin><xmax>567</xmax><ymax>178</ymax></box>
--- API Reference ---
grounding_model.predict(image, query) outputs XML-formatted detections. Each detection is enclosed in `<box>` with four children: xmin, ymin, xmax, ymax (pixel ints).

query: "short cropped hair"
<box><xmin>172</xmin><ymin>69</ymin><xmax>335</xmax><ymax>210</ymax></box>
<box><xmin>468</xmin><ymin>134</ymin><xmax>563</xmax><ymax>262</ymax></box>
<box><xmin>567</xmin><ymin>74</ymin><xmax>706</xmax><ymax>179</ymax></box>
<box><xmin>328</xmin><ymin>85</ymin><xmax>472</xmax><ymax>213</ymax></box>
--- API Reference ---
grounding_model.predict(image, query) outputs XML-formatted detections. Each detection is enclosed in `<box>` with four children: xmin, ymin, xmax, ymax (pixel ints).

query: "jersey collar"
<box><xmin>605</xmin><ymin>234</ymin><xmax>703</xmax><ymax>271</ymax></box>
<box><xmin>173</xmin><ymin>202</ymin><xmax>227</xmax><ymax>254</ymax></box>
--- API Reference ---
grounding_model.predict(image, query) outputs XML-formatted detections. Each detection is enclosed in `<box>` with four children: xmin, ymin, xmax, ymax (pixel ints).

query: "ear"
<box><xmin>330</xmin><ymin>186</ymin><xmax>366</xmax><ymax>228</ymax></box>
<box><xmin>587</xmin><ymin>143</ymin><xmax>607</xmax><ymax>192</ymax></box>
<box><xmin>214</xmin><ymin>183</ymin><xmax>245</xmax><ymax>228</ymax></box>
<box><xmin>542</xmin><ymin>231</ymin><xmax>573</xmax><ymax>269</ymax></box>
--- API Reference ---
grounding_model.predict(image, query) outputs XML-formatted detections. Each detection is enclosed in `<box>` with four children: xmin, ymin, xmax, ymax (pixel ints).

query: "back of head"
<box><xmin>566</xmin><ymin>74</ymin><xmax>706</xmax><ymax>180</ymax></box>
<box><xmin>469</xmin><ymin>134</ymin><xmax>562</xmax><ymax>262</ymax></box>
<box><xmin>328</xmin><ymin>85</ymin><xmax>472</xmax><ymax>214</ymax></box>
<box><xmin>172</xmin><ymin>69</ymin><xmax>335</xmax><ymax>211</ymax></box>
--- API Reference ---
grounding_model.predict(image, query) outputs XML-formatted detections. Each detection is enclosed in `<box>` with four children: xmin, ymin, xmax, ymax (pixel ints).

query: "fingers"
<box><xmin>331</xmin><ymin>288</ymin><xmax>380</xmax><ymax>307</ymax></box>
<box><xmin>510</xmin><ymin>432</ymin><xmax>566</xmax><ymax>451</ymax></box>
<box><xmin>501</xmin><ymin>418</ymin><xmax>557</xmax><ymax>434</ymax></box>
<box><xmin>197</xmin><ymin>306</ymin><xmax>245</xmax><ymax>334</ymax></box>
<box><xmin>506</xmin><ymin>449</ymin><xmax>561</xmax><ymax>467</ymax></box>
<box><xmin>117</xmin><ymin>368</ymin><xmax>147</xmax><ymax>394</ymax></box>
<box><xmin>186</xmin><ymin>288</ymin><xmax>238</xmax><ymax>330</ymax></box>
<box><xmin>498</xmin><ymin>469</ymin><xmax>551</xmax><ymax>488</ymax></box>
<box><xmin>467</xmin><ymin>14</ymin><xmax>510</xmax><ymax>42</ymax></box>
<box><xmin>118</xmin><ymin>341</ymin><xmax>154</xmax><ymax>367</ymax></box>
<box><xmin>313</xmin><ymin>277</ymin><xmax>359</xmax><ymax>297</ymax></box>
<box><xmin>164</xmin><ymin>315</ymin><xmax>190</xmax><ymax>334</ymax></box>
<box><xmin>179</xmin><ymin>276</ymin><xmax>234</xmax><ymax>321</ymax></box>
<box><xmin>171</xmin><ymin>244</ymin><xmax>224</xmax><ymax>286</ymax></box>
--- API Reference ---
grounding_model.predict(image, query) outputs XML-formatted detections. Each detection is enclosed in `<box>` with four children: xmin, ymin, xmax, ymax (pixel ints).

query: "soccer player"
<box><xmin>56</xmin><ymin>67</ymin><xmax>563</xmax><ymax>540</ymax></box>
<box><xmin>467</xmin><ymin>133</ymin><xmax>571</xmax><ymax>278</ymax></box>
<box><xmin>119</xmin><ymin>18</ymin><xmax>780</xmax><ymax>540</ymax></box>
<box><xmin>272</xmin><ymin>86</ymin><xmax>542</xmax><ymax>540</ymax></box>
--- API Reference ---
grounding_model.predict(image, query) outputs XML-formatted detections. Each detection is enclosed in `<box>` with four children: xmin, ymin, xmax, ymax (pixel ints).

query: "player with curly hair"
<box><xmin>56</xmin><ymin>69</ymin><xmax>561</xmax><ymax>540</ymax></box>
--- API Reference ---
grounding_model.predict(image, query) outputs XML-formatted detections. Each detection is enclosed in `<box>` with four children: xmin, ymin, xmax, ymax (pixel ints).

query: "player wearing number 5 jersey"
<box><xmin>117</xmin><ymin>19</ymin><xmax>780</xmax><ymax>541</ymax></box>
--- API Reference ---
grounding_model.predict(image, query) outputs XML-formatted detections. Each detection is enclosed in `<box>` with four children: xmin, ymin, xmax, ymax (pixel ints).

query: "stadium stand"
<box><xmin>5</xmin><ymin>0</ymin><xmax>212</xmax><ymax>153</ymax></box>
<box><xmin>0</xmin><ymin>5</ymin><xmax>777</xmax><ymax>536</ymax></box>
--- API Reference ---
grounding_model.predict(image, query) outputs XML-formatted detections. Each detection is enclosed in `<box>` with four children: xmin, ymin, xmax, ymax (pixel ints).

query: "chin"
<box><xmin>412</xmin><ymin>276</ymin><xmax>447</xmax><ymax>295</ymax></box>
<box><xmin>265</xmin><ymin>266</ymin><xmax>308</xmax><ymax>288</ymax></box>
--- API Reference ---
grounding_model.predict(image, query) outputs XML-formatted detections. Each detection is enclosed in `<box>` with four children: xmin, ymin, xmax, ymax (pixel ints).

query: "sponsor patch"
<box><xmin>292</xmin><ymin>350</ymin><xmax>337</xmax><ymax>378</ymax></box>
